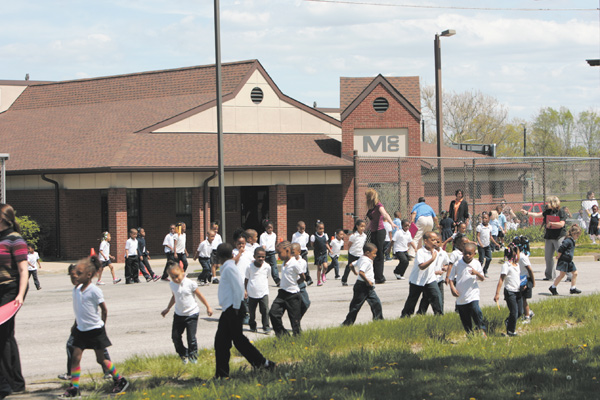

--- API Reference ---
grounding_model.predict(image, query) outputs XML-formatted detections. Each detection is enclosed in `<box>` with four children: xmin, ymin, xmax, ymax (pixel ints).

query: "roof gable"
<box><xmin>341</xmin><ymin>74</ymin><xmax>421</xmax><ymax>121</ymax></box>
<box><xmin>340</xmin><ymin>75</ymin><xmax>420</xmax><ymax>113</ymax></box>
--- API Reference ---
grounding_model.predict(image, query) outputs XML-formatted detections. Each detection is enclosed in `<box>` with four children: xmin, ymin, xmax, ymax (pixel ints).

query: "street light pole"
<box><xmin>435</xmin><ymin>29</ymin><xmax>455</xmax><ymax>214</ymax></box>
<box><xmin>214</xmin><ymin>0</ymin><xmax>226</xmax><ymax>240</ymax></box>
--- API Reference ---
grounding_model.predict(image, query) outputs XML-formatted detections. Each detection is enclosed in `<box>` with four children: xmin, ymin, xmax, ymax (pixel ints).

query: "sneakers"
<box><xmin>529</xmin><ymin>310</ymin><xmax>535</xmax><ymax>318</ymax></box>
<box><xmin>181</xmin><ymin>356</ymin><xmax>188</xmax><ymax>365</ymax></box>
<box><xmin>152</xmin><ymin>274</ymin><xmax>160</xmax><ymax>282</ymax></box>
<box><xmin>570</xmin><ymin>287</ymin><xmax>582</xmax><ymax>294</ymax></box>
<box><xmin>256</xmin><ymin>360</ymin><xmax>276</xmax><ymax>371</ymax></box>
<box><xmin>146</xmin><ymin>277</ymin><xmax>152</xmax><ymax>282</ymax></box>
<box><xmin>394</xmin><ymin>273</ymin><xmax>405</xmax><ymax>280</ymax></box>
<box><xmin>306</xmin><ymin>279</ymin><xmax>314</xmax><ymax>286</ymax></box>
<box><xmin>335</xmin><ymin>276</ymin><xmax>341</xmax><ymax>280</ymax></box>
<box><xmin>322</xmin><ymin>273</ymin><xmax>327</xmax><ymax>283</ymax></box>
<box><xmin>507</xmin><ymin>331</ymin><xmax>518</xmax><ymax>337</ymax></box>
<box><xmin>103</xmin><ymin>372</ymin><xmax>112</xmax><ymax>380</ymax></box>
<box><xmin>161</xmin><ymin>277</ymin><xmax>171</xmax><ymax>282</ymax></box>
<box><xmin>263</xmin><ymin>327</ymin><xmax>272</xmax><ymax>334</ymax></box>
<box><xmin>342</xmin><ymin>281</ymin><xmax>348</xmax><ymax>286</ymax></box>
<box><xmin>549</xmin><ymin>286</ymin><xmax>559</xmax><ymax>296</ymax></box>
<box><xmin>57</xmin><ymin>373</ymin><xmax>71</xmax><ymax>380</ymax></box>
<box><xmin>212</xmin><ymin>278</ymin><xmax>219</xmax><ymax>284</ymax></box>
<box><xmin>317</xmin><ymin>282</ymin><xmax>323</xmax><ymax>286</ymax></box>
<box><xmin>113</xmin><ymin>278</ymin><xmax>122</xmax><ymax>284</ymax></box>
<box><xmin>58</xmin><ymin>386</ymin><xmax>80</xmax><ymax>399</ymax></box>
<box><xmin>111</xmin><ymin>377</ymin><xmax>129</xmax><ymax>394</ymax></box>
<box><xmin>96</xmin><ymin>281</ymin><xmax>105</xmax><ymax>286</ymax></box>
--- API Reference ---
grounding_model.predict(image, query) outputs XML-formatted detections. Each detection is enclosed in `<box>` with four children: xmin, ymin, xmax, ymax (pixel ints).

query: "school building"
<box><xmin>0</xmin><ymin>60</ymin><xmax>519</xmax><ymax>259</ymax></box>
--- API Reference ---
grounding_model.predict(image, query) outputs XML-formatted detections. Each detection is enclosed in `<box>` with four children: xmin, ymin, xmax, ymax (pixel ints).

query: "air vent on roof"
<box><xmin>373</xmin><ymin>97</ymin><xmax>389</xmax><ymax>113</ymax></box>
<box><xmin>251</xmin><ymin>87</ymin><xmax>263</xmax><ymax>104</ymax></box>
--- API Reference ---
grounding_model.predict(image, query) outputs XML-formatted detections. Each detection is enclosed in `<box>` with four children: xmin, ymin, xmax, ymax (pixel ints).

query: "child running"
<box><xmin>392</xmin><ymin>219</ymin><xmax>416</xmax><ymax>280</ymax></box>
<box><xmin>292</xmin><ymin>243</ymin><xmax>311</xmax><ymax>317</ymax></box>
<box><xmin>97</xmin><ymin>232</ymin><xmax>120</xmax><ymax>285</ymax></box>
<box><xmin>291</xmin><ymin>221</ymin><xmax>313</xmax><ymax>285</ymax></box>
<box><xmin>341</xmin><ymin>219</ymin><xmax>367</xmax><ymax>286</ymax></box>
<box><xmin>244</xmin><ymin>247</ymin><xmax>272</xmax><ymax>333</ymax></box>
<box><xmin>476</xmin><ymin>212</ymin><xmax>498</xmax><ymax>277</ymax></box>
<box><xmin>326</xmin><ymin>229</ymin><xmax>344</xmax><ymax>280</ymax></box>
<box><xmin>448</xmin><ymin>243</ymin><xmax>486</xmax><ymax>336</ymax></box>
<box><xmin>59</xmin><ymin>255</ymin><xmax>129</xmax><ymax>398</ymax></box>
<box><xmin>161</xmin><ymin>261</ymin><xmax>213</xmax><ymax>364</ymax></box>
<box><xmin>513</xmin><ymin>236</ymin><xmax>535</xmax><ymax>322</ymax></box>
<box><xmin>194</xmin><ymin>230</ymin><xmax>215</xmax><ymax>285</ymax></box>
<box><xmin>260</xmin><ymin>221</ymin><xmax>279</xmax><ymax>285</ymax></box>
<box><xmin>26</xmin><ymin>244</ymin><xmax>42</xmax><ymax>290</ymax></box>
<box><xmin>493</xmin><ymin>243</ymin><xmax>524</xmax><ymax>337</ymax></box>
<box><xmin>549</xmin><ymin>225</ymin><xmax>582</xmax><ymax>295</ymax></box>
<box><xmin>342</xmin><ymin>243</ymin><xmax>383</xmax><ymax>325</ymax></box>
<box><xmin>310</xmin><ymin>221</ymin><xmax>331</xmax><ymax>286</ymax></box>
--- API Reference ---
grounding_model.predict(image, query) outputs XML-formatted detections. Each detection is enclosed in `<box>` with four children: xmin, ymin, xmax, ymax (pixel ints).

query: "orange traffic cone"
<box><xmin>90</xmin><ymin>248</ymin><xmax>97</xmax><ymax>257</ymax></box>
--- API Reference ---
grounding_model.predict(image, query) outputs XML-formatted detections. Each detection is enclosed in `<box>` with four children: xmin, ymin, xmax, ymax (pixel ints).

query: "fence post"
<box><xmin>530</xmin><ymin>161</ymin><xmax>534</xmax><ymax>206</ymax></box>
<box><xmin>397</xmin><ymin>157</ymin><xmax>402</xmax><ymax>216</ymax></box>
<box><xmin>542</xmin><ymin>158</ymin><xmax>546</xmax><ymax>204</ymax></box>
<box><xmin>472</xmin><ymin>158</ymin><xmax>476</xmax><ymax>241</ymax></box>
<box><xmin>353</xmin><ymin>150</ymin><xmax>358</xmax><ymax>219</ymax></box>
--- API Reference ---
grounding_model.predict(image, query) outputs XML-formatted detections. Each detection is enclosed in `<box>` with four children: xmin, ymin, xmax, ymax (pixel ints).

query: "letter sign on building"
<box><xmin>354</xmin><ymin>128</ymin><xmax>408</xmax><ymax>157</ymax></box>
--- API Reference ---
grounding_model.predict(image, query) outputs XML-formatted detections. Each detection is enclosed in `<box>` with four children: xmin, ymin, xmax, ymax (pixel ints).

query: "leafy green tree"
<box><xmin>16</xmin><ymin>215</ymin><xmax>41</xmax><ymax>250</ymax></box>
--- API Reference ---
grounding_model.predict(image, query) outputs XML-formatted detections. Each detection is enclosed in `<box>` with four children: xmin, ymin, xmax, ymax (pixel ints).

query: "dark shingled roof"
<box><xmin>0</xmin><ymin>60</ymin><xmax>351</xmax><ymax>174</ymax></box>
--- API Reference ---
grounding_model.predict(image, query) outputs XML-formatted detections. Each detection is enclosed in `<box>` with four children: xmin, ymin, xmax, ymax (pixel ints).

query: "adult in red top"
<box><xmin>0</xmin><ymin>204</ymin><xmax>29</xmax><ymax>397</ymax></box>
<box><xmin>448</xmin><ymin>189</ymin><xmax>469</xmax><ymax>226</ymax></box>
<box><xmin>365</xmin><ymin>189</ymin><xmax>396</xmax><ymax>284</ymax></box>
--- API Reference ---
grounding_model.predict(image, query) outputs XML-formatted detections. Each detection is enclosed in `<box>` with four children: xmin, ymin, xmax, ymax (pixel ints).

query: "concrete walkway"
<box><xmin>7</xmin><ymin>255</ymin><xmax>599</xmax><ymax>398</ymax></box>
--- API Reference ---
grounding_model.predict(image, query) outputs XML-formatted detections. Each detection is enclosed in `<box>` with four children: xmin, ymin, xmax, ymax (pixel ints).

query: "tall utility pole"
<box><xmin>435</xmin><ymin>29</ymin><xmax>455</xmax><ymax>213</ymax></box>
<box><xmin>214</xmin><ymin>0</ymin><xmax>226</xmax><ymax>240</ymax></box>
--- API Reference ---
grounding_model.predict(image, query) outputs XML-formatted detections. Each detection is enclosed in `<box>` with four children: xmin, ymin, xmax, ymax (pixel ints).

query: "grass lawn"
<box><xmin>75</xmin><ymin>294</ymin><xmax>600</xmax><ymax>400</ymax></box>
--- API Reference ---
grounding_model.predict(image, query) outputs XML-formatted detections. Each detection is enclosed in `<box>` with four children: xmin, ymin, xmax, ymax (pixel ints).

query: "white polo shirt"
<box><xmin>392</xmin><ymin>229</ymin><xmax>412</xmax><ymax>253</ymax></box>
<box><xmin>348</xmin><ymin>232</ymin><xmax>367</xmax><ymax>257</ymax></box>
<box><xmin>355</xmin><ymin>255</ymin><xmax>374</xmax><ymax>284</ymax></box>
<box><xmin>330</xmin><ymin>238</ymin><xmax>344</xmax><ymax>257</ymax></box>
<box><xmin>291</xmin><ymin>231</ymin><xmax>310</xmax><ymax>251</ymax></box>
<box><xmin>169</xmin><ymin>277</ymin><xmax>200</xmax><ymax>316</ymax></box>
<box><xmin>448</xmin><ymin>258</ymin><xmax>483</xmax><ymax>305</ymax></box>
<box><xmin>125</xmin><ymin>238</ymin><xmax>138</xmax><ymax>257</ymax></box>
<box><xmin>245</xmin><ymin>262</ymin><xmax>271</xmax><ymax>299</ymax></box>
<box><xmin>73</xmin><ymin>284</ymin><xmax>105</xmax><ymax>331</ymax></box>
<box><xmin>280</xmin><ymin>258</ymin><xmax>302</xmax><ymax>294</ymax></box>
<box><xmin>175</xmin><ymin>233</ymin><xmax>186</xmax><ymax>254</ymax></box>
<box><xmin>408</xmin><ymin>247</ymin><xmax>438</xmax><ymax>286</ymax></box>
<box><xmin>163</xmin><ymin>233</ymin><xmax>175</xmax><ymax>253</ymax></box>
<box><xmin>260</xmin><ymin>232</ymin><xmax>277</xmax><ymax>252</ymax></box>
<box><xmin>196</xmin><ymin>240</ymin><xmax>212</xmax><ymax>258</ymax></box>
<box><xmin>99</xmin><ymin>241</ymin><xmax>110</xmax><ymax>262</ymax></box>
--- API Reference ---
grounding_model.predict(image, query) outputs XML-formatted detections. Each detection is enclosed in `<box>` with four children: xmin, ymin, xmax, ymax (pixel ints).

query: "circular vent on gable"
<box><xmin>251</xmin><ymin>87</ymin><xmax>264</xmax><ymax>104</ymax></box>
<box><xmin>373</xmin><ymin>97</ymin><xmax>389</xmax><ymax>113</ymax></box>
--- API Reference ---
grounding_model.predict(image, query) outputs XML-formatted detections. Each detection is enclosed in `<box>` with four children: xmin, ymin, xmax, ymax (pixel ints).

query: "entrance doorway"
<box><xmin>240</xmin><ymin>186</ymin><xmax>269</xmax><ymax>234</ymax></box>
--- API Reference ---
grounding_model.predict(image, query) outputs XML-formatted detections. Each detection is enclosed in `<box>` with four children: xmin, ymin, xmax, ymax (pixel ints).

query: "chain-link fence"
<box><xmin>355</xmin><ymin>155</ymin><xmax>600</xmax><ymax>240</ymax></box>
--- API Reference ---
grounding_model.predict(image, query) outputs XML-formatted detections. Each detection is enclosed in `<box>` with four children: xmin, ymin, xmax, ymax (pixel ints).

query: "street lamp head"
<box><xmin>441</xmin><ymin>29</ymin><xmax>456</xmax><ymax>37</ymax></box>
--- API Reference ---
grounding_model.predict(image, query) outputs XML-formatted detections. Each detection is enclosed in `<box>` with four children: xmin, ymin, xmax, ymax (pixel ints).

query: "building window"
<box><xmin>468</xmin><ymin>182</ymin><xmax>482</xmax><ymax>200</ymax></box>
<box><xmin>176</xmin><ymin>188</ymin><xmax>192</xmax><ymax>229</ymax></box>
<box><xmin>225</xmin><ymin>194</ymin><xmax>238</xmax><ymax>213</ymax></box>
<box><xmin>287</xmin><ymin>193</ymin><xmax>305</xmax><ymax>210</ymax></box>
<box><xmin>373</xmin><ymin>97</ymin><xmax>389</xmax><ymax>113</ymax></box>
<box><xmin>126</xmin><ymin>189</ymin><xmax>141</xmax><ymax>229</ymax></box>
<box><xmin>251</xmin><ymin>87</ymin><xmax>264</xmax><ymax>104</ymax></box>
<box><xmin>491</xmin><ymin>181</ymin><xmax>504</xmax><ymax>198</ymax></box>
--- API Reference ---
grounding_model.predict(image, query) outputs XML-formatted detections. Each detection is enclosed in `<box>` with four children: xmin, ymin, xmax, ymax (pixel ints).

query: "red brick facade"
<box><xmin>269</xmin><ymin>185</ymin><xmax>287</xmax><ymax>242</ymax></box>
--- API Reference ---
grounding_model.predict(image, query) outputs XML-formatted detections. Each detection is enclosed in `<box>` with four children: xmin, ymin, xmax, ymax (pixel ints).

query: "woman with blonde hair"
<box><xmin>365</xmin><ymin>189</ymin><xmax>396</xmax><ymax>284</ymax></box>
<box><xmin>521</xmin><ymin>196</ymin><xmax>567</xmax><ymax>280</ymax></box>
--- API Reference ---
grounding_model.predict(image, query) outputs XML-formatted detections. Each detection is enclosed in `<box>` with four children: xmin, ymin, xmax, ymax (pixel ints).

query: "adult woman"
<box><xmin>521</xmin><ymin>196</ymin><xmax>566</xmax><ymax>281</ymax></box>
<box><xmin>365</xmin><ymin>189</ymin><xmax>396</xmax><ymax>284</ymax></box>
<box><xmin>448</xmin><ymin>190</ymin><xmax>468</xmax><ymax>226</ymax></box>
<box><xmin>0</xmin><ymin>204</ymin><xmax>28</xmax><ymax>398</ymax></box>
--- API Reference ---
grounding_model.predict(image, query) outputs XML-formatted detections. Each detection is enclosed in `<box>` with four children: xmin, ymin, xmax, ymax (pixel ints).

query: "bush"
<box><xmin>505</xmin><ymin>224</ymin><xmax>545</xmax><ymax>243</ymax></box>
<box><xmin>16</xmin><ymin>215</ymin><xmax>42</xmax><ymax>249</ymax></box>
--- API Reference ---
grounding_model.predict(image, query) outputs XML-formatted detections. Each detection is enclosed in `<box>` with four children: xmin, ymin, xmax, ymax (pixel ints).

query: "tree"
<box><xmin>576</xmin><ymin>109</ymin><xmax>600</xmax><ymax>156</ymax></box>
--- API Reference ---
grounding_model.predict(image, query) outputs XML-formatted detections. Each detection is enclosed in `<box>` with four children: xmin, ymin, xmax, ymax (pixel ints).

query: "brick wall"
<box><xmin>287</xmin><ymin>184</ymin><xmax>343</xmax><ymax>242</ymax></box>
<box><xmin>269</xmin><ymin>185</ymin><xmax>287</xmax><ymax>242</ymax></box>
<box><xmin>108</xmin><ymin>188</ymin><xmax>127</xmax><ymax>260</ymax></box>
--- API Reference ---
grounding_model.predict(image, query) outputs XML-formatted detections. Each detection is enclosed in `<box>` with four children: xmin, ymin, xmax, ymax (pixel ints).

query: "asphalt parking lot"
<box><xmin>9</xmin><ymin>255</ymin><xmax>599</xmax><ymax>398</ymax></box>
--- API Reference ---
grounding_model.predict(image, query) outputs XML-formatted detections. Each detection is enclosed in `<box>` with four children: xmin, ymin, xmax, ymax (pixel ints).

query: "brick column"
<box><xmin>269</xmin><ymin>185</ymin><xmax>287</xmax><ymax>242</ymax></box>
<box><xmin>341</xmin><ymin>170</ymin><xmax>355</xmax><ymax>235</ymax></box>
<box><xmin>108</xmin><ymin>188</ymin><xmax>127</xmax><ymax>260</ymax></box>
<box><xmin>191</xmin><ymin>187</ymin><xmax>205</xmax><ymax>251</ymax></box>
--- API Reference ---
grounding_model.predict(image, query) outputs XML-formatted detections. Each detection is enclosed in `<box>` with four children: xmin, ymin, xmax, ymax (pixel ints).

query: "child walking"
<box><xmin>291</xmin><ymin>221</ymin><xmax>313</xmax><ymax>285</ymax></box>
<box><xmin>448</xmin><ymin>243</ymin><xmax>486</xmax><ymax>335</ymax></box>
<box><xmin>549</xmin><ymin>225</ymin><xmax>583</xmax><ymax>295</ymax></box>
<box><xmin>588</xmin><ymin>205</ymin><xmax>599</xmax><ymax>244</ymax></box>
<box><xmin>124</xmin><ymin>228</ymin><xmax>140</xmax><ymax>284</ymax></box>
<box><xmin>174</xmin><ymin>223</ymin><xmax>189</xmax><ymax>272</ymax></box>
<box><xmin>194</xmin><ymin>230</ymin><xmax>215</xmax><ymax>285</ymax></box>
<box><xmin>476</xmin><ymin>212</ymin><xmax>498</xmax><ymax>277</ymax></box>
<box><xmin>26</xmin><ymin>244</ymin><xmax>42</xmax><ymax>290</ymax></box>
<box><xmin>493</xmin><ymin>243</ymin><xmax>524</xmax><ymax>337</ymax></box>
<box><xmin>214</xmin><ymin>243</ymin><xmax>275</xmax><ymax>378</ymax></box>
<box><xmin>292</xmin><ymin>243</ymin><xmax>311</xmax><ymax>317</ymax></box>
<box><xmin>392</xmin><ymin>219</ymin><xmax>416</xmax><ymax>280</ymax></box>
<box><xmin>310</xmin><ymin>221</ymin><xmax>331</xmax><ymax>286</ymax></box>
<box><xmin>244</xmin><ymin>247</ymin><xmax>272</xmax><ymax>333</ymax></box>
<box><xmin>97</xmin><ymin>232</ymin><xmax>120</xmax><ymax>285</ymax></box>
<box><xmin>137</xmin><ymin>228</ymin><xmax>159</xmax><ymax>282</ymax></box>
<box><xmin>342</xmin><ymin>243</ymin><xmax>383</xmax><ymax>325</ymax></box>
<box><xmin>513</xmin><ymin>236</ymin><xmax>535</xmax><ymax>321</ymax></box>
<box><xmin>59</xmin><ymin>255</ymin><xmax>129</xmax><ymax>398</ymax></box>
<box><xmin>260</xmin><ymin>221</ymin><xmax>279</xmax><ymax>285</ymax></box>
<box><xmin>210</xmin><ymin>222</ymin><xmax>223</xmax><ymax>284</ymax></box>
<box><xmin>326</xmin><ymin>229</ymin><xmax>344</xmax><ymax>280</ymax></box>
<box><xmin>341</xmin><ymin>219</ymin><xmax>367</xmax><ymax>286</ymax></box>
<box><xmin>161</xmin><ymin>261</ymin><xmax>213</xmax><ymax>364</ymax></box>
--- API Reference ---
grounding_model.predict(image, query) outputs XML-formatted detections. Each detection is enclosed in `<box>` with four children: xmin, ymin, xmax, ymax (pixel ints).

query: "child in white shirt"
<box><xmin>342</xmin><ymin>243</ymin><xmax>383</xmax><ymax>325</ymax></box>
<box><xmin>418</xmin><ymin>237</ymin><xmax>449</xmax><ymax>314</ymax></box>
<box><xmin>292</xmin><ymin>243</ymin><xmax>311</xmax><ymax>317</ymax></box>
<box><xmin>27</xmin><ymin>244</ymin><xmax>42</xmax><ymax>290</ymax></box>
<box><xmin>493</xmin><ymin>243</ymin><xmax>523</xmax><ymax>337</ymax></box>
<box><xmin>326</xmin><ymin>229</ymin><xmax>344</xmax><ymax>280</ymax></box>
<box><xmin>194</xmin><ymin>230</ymin><xmax>215</xmax><ymax>285</ymax></box>
<box><xmin>124</xmin><ymin>228</ymin><xmax>140</xmax><ymax>284</ymax></box>
<box><xmin>391</xmin><ymin>219</ymin><xmax>416</xmax><ymax>280</ymax></box>
<box><xmin>161</xmin><ymin>261</ymin><xmax>213</xmax><ymax>363</ymax></box>
<box><xmin>448</xmin><ymin>243</ymin><xmax>486</xmax><ymax>335</ymax></box>
<box><xmin>291</xmin><ymin>221</ymin><xmax>313</xmax><ymax>285</ymax></box>
<box><xmin>260</xmin><ymin>221</ymin><xmax>279</xmax><ymax>285</ymax></box>
<box><xmin>476</xmin><ymin>212</ymin><xmax>498</xmax><ymax>277</ymax></box>
<box><xmin>341</xmin><ymin>219</ymin><xmax>367</xmax><ymax>286</ymax></box>
<box><xmin>174</xmin><ymin>223</ymin><xmax>189</xmax><ymax>272</ymax></box>
<box><xmin>210</xmin><ymin>222</ymin><xmax>223</xmax><ymax>284</ymax></box>
<box><xmin>245</xmin><ymin>247</ymin><xmax>272</xmax><ymax>333</ymax></box>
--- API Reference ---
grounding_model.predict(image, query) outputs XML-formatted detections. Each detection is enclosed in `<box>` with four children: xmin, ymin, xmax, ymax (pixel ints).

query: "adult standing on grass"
<box><xmin>0</xmin><ymin>204</ymin><xmax>28</xmax><ymax>399</ymax></box>
<box><xmin>448</xmin><ymin>189</ymin><xmax>469</xmax><ymax>228</ymax></box>
<box><xmin>365</xmin><ymin>189</ymin><xmax>396</xmax><ymax>284</ymax></box>
<box><xmin>521</xmin><ymin>196</ymin><xmax>567</xmax><ymax>281</ymax></box>
<box><xmin>214</xmin><ymin>243</ymin><xmax>275</xmax><ymax>378</ymax></box>
<box><xmin>409</xmin><ymin>197</ymin><xmax>438</xmax><ymax>258</ymax></box>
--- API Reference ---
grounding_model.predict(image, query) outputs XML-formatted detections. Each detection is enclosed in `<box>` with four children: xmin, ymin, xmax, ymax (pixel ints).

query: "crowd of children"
<box><xmin>48</xmin><ymin>204</ymin><xmax>588</xmax><ymax>397</ymax></box>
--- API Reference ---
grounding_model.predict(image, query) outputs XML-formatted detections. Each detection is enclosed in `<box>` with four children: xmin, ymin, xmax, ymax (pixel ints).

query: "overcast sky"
<box><xmin>1</xmin><ymin>0</ymin><xmax>599</xmax><ymax>121</ymax></box>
